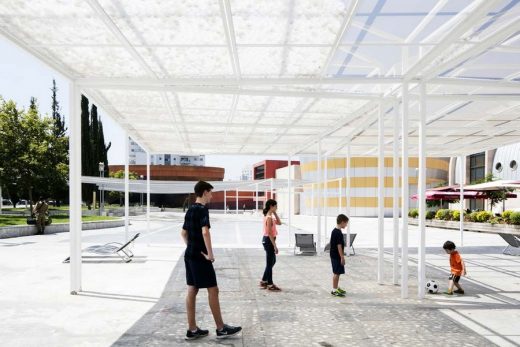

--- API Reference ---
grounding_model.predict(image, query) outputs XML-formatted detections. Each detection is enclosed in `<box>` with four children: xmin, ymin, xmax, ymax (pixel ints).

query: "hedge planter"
<box><xmin>408</xmin><ymin>218</ymin><xmax>520</xmax><ymax>236</ymax></box>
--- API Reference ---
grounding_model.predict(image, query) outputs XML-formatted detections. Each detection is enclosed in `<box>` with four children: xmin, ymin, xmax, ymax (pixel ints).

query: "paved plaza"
<box><xmin>1</xmin><ymin>212</ymin><xmax>519</xmax><ymax>346</ymax></box>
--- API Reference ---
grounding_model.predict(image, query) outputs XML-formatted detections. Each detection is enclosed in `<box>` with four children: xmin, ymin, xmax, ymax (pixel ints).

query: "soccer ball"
<box><xmin>426</xmin><ymin>280</ymin><xmax>439</xmax><ymax>294</ymax></box>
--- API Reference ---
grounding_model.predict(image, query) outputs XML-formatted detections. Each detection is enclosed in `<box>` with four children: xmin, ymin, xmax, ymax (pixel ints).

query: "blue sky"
<box><xmin>0</xmin><ymin>37</ymin><xmax>288</xmax><ymax>180</ymax></box>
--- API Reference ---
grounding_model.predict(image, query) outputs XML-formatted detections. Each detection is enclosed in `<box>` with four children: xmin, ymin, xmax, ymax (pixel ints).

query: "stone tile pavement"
<box><xmin>112</xmin><ymin>248</ymin><xmax>497</xmax><ymax>347</ymax></box>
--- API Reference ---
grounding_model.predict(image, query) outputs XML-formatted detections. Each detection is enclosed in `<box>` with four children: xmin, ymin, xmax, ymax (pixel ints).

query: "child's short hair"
<box><xmin>194</xmin><ymin>180</ymin><xmax>214</xmax><ymax>197</ymax></box>
<box><xmin>337</xmin><ymin>214</ymin><xmax>349</xmax><ymax>224</ymax></box>
<box><xmin>443</xmin><ymin>240</ymin><xmax>456</xmax><ymax>250</ymax></box>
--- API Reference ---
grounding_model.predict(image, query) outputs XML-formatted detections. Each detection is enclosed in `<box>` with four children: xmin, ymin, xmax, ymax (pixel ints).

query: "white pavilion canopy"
<box><xmin>2</xmin><ymin>0</ymin><xmax>520</xmax><ymax>298</ymax></box>
<box><xmin>1</xmin><ymin>0</ymin><xmax>519</xmax><ymax>157</ymax></box>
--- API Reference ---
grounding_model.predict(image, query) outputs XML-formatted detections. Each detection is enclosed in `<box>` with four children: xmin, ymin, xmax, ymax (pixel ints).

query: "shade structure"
<box><xmin>1</xmin><ymin>0</ymin><xmax>519</xmax><ymax>157</ymax></box>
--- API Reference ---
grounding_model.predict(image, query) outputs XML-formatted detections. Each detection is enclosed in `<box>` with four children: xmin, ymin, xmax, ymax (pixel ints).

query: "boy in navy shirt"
<box><xmin>330</xmin><ymin>214</ymin><xmax>349</xmax><ymax>297</ymax></box>
<box><xmin>181</xmin><ymin>181</ymin><xmax>242</xmax><ymax>340</ymax></box>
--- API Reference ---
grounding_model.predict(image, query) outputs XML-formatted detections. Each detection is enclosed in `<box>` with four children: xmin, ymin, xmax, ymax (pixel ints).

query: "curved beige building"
<box><xmin>299</xmin><ymin>157</ymin><xmax>449</xmax><ymax>217</ymax></box>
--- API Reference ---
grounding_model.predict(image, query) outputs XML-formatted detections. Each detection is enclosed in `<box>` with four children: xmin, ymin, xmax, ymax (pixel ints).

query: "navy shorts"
<box><xmin>449</xmin><ymin>274</ymin><xmax>461</xmax><ymax>283</ymax></box>
<box><xmin>185</xmin><ymin>258</ymin><xmax>217</xmax><ymax>288</ymax></box>
<box><xmin>331</xmin><ymin>257</ymin><xmax>345</xmax><ymax>275</ymax></box>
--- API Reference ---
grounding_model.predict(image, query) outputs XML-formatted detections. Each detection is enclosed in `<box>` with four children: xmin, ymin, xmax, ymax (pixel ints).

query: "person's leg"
<box><xmin>332</xmin><ymin>274</ymin><xmax>339</xmax><ymax>289</ymax></box>
<box><xmin>207</xmin><ymin>286</ymin><xmax>224</xmax><ymax>330</ymax></box>
<box><xmin>266</xmin><ymin>244</ymin><xmax>275</xmax><ymax>285</ymax></box>
<box><xmin>453</xmin><ymin>276</ymin><xmax>464</xmax><ymax>293</ymax></box>
<box><xmin>186</xmin><ymin>286</ymin><xmax>199</xmax><ymax>331</ymax></box>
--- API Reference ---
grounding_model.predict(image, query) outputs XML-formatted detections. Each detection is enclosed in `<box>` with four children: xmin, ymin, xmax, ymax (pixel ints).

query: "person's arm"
<box><xmin>201</xmin><ymin>226</ymin><xmax>215</xmax><ymax>262</ymax></box>
<box><xmin>181</xmin><ymin>229</ymin><xmax>188</xmax><ymax>245</ymax></box>
<box><xmin>338</xmin><ymin>243</ymin><xmax>345</xmax><ymax>265</ymax></box>
<box><xmin>272</xmin><ymin>211</ymin><xmax>282</xmax><ymax>225</ymax></box>
<box><xmin>461</xmin><ymin>258</ymin><xmax>467</xmax><ymax>276</ymax></box>
<box><xmin>267</xmin><ymin>217</ymin><xmax>278</xmax><ymax>254</ymax></box>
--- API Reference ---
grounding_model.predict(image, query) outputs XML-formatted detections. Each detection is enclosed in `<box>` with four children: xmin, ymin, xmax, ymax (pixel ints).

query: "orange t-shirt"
<box><xmin>450</xmin><ymin>251</ymin><xmax>463</xmax><ymax>276</ymax></box>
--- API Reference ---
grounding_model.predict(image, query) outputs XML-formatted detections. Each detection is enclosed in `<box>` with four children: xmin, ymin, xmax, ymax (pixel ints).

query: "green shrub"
<box><xmin>426</xmin><ymin>210</ymin><xmax>436</xmax><ymax>220</ymax></box>
<box><xmin>502</xmin><ymin>210</ymin><xmax>513</xmax><ymax>221</ymax></box>
<box><xmin>489</xmin><ymin>217</ymin><xmax>500</xmax><ymax>225</ymax></box>
<box><xmin>510</xmin><ymin>212</ymin><xmax>520</xmax><ymax>225</ymax></box>
<box><xmin>408</xmin><ymin>208</ymin><xmax>419</xmax><ymax>218</ymax></box>
<box><xmin>452</xmin><ymin>210</ymin><xmax>462</xmax><ymax>220</ymax></box>
<box><xmin>468</xmin><ymin>211</ymin><xmax>479</xmax><ymax>222</ymax></box>
<box><xmin>435</xmin><ymin>209</ymin><xmax>452</xmax><ymax>221</ymax></box>
<box><xmin>475</xmin><ymin>211</ymin><xmax>493</xmax><ymax>222</ymax></box>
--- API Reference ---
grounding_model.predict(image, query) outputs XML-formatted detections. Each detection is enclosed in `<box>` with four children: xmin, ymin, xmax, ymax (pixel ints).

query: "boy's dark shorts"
<box><xmin>331</xmin><ymin>257</ymin><xmax>345</xmax><ymax>275</ymax></box>
<box><xmin>449</xmin><ymin>274</ymin><xmax>461</xmax><ymax>283</ymax></box>
<box><xmin>185</xmin><ymin>258</ymin><xmax>217</xmax><ymax>288</ymax></box>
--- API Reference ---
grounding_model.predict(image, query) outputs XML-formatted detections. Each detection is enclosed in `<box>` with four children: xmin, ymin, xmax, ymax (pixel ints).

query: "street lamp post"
<box><xmin>139</xmin><ymin>175</ymin><xmax>144</xmax><ymax>206</ymax></box>
<box><xmin>98</xmin><ymin>162</ymin><xmax>104</xmax><ymax>216</ymax></box>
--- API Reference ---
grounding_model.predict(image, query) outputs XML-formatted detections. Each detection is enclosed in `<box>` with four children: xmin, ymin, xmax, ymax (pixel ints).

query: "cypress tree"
<box><xmin>81</xmin><ymin>95</ymin><xmax>93</xmax><ymax>207</ymax></box>
<box><xmin>51</xmin><ymin>79</ymin><xmax>66</xmax><ymax>137</ymax></box>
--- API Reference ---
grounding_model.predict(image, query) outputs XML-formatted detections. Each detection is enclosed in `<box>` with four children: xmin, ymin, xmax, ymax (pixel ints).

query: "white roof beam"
<box><xmin>76</xmin><ymin>77</ymin><xmax>520</xmax><ymax>89</ymax></box>
<box><xmin>85</xmin><ymin>0</ymin><xmax>156</xmax><ymax>77</ymax></box>
<box><xmin>320</xmin><ymin>0</ymin><xmax>360</xmax><ymax>76</ymax></box>
<box><xmin>405</xmin><ymin>0</ymin><xmax>449</xmax><ymax>43</ymax></box>
<box><xmin>423</xmin><ymin>19</ymin><xmax>520</xmax><ymax>80</ymax></box>
<box><xmin>291</xmin><ymin>101</ymin><xmax>379</xmax><ymax>155</ymax></box>
<box><xmin>219</xmin><ymin>0</ymin><xmax>241</xmax><ymax>78</ymax></box>
<box><xmin>404</xmin><ymin>0</ymin><xmax>502</xmax><ymax>80</ymax></box>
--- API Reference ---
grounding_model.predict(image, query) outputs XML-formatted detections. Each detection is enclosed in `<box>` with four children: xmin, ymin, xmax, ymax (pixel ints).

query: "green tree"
<box><xmin>48</xmin><ymin>80</ymin><xmax>68</xmax><ymax>205</ymax></box>
<box><xmin>0</xmin><ymin>97</ymin><xmax>66</xmax><ymax>208</ymax></box>
<box><xmin>108</xmin><ymin>170</ymin><xmax>139</xmax><ymax>206</ymax></box>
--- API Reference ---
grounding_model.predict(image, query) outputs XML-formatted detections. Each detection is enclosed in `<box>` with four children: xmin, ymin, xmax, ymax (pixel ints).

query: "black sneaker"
<box><xmin>216</xmin><ymin>324</ymin><xmax>242</xmax><ymax>339</ymax></box>
<box><xmin>454</xmin><ymin>289</ymin><xmax>465</xmax><ymax>294</ymax></box>
<box><xmin>185</xmin><ymin>327</ymin><xmax>209</xmax><ymax>340</ymax></box>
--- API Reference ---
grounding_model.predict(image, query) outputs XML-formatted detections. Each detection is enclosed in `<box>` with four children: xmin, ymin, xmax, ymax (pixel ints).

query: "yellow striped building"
<box><xmin>299</xmin><ymin>157</ymin><xmax>450</xmax><ymax>217</ymax></box>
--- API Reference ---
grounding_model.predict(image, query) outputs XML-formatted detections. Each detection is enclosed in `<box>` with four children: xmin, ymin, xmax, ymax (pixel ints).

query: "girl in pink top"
<box><xmin>260</xmin><ymin>199</ymin><xmax>282</xmax><ymax>291</ymax></box>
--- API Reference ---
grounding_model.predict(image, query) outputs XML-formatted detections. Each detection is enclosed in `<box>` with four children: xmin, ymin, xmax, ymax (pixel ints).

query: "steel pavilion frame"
<box><xmin>1</xmin><ymin>0</ymin><xmax>520</xmax><ymax>299</ymax></box>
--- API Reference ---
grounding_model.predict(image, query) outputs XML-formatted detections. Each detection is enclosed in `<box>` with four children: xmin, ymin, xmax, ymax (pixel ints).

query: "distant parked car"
<box><xmin>2</xmin><ymin>199</ymin><xmax>13</xmax><ymax>206</ymax></box>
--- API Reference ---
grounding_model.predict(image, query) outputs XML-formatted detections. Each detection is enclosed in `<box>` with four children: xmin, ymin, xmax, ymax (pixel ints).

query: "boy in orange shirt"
<box><xmin>442</xmin><ymin>241</ymin><xmax>467</xmax><ymax>295</ymax></box>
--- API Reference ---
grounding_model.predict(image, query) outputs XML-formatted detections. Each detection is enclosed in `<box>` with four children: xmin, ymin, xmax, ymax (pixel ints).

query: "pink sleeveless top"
<box><xmin>263</xmin><ymin>214</ymin><xmax>278</xmax><ymax>237</ymax></box>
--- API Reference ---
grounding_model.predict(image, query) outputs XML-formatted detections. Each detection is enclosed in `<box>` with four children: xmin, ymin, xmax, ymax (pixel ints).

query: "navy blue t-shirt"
<box><xmin>329</xmin><ymin>228</ymin><xmax>345</xmax><ymax>259</ymax></box>
<box><xmin>183</xmin><ymin>203</ymin><xmax>211</xmax><ymax>260</ymax></box>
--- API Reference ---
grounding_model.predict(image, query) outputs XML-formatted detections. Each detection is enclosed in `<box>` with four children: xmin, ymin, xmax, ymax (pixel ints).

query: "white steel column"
<box><xmin>69</xmin><ymin>83</ymin><xmax>82</xmax><ymax>294</ymax></box>
<box><xmin>236</xmin><ymin>189</ymin><xmax>239</xmax><ymax>214</ymax></box>
<box><xmin>287</xmin><ymin>155</ymin><xmax>292</xmax><ymax>247</ymax></box>
<box><xmin>0</xmin><ymin>185</ymin><xmax>3</xmax><ymax>215</ymax></box>
<box><xmin>324</xmin><ymin>156</ymin><xmax>328</xmax><ymax>236</ymax></box>
<box><xmin>124</xmin><ymin>134</ymin><xmax>129</xmax><ymax>241</ymax></box>
<box><xmin>146</xmin><ymin>152</ymin><xmax>150</xmax><ymax>234</ymax></box>
<box><xmin>418</xmin><ymin>83</ymin><xmax>427</xmax><ymax>299</ymax></box>
<box><xmin>401</xmin><ymin>84</ymin><xmax>409</xmax><ymax>299</ymax></box>
<box><xmin>317</xmin><ymin>141</ymin><xmax>322</xmax><ymax>249</ymax></box>
<box><xmin>346</xmin><ymin>144</ymin><xmax>351</xmax><ymax>257</ymax></box>
<box><xmin>270</xmin><ymin>178</ymin><xmax>274</xmax><ymax>201</ymax></box>
<box><xmin>377</xmin><ymin>101</ymin><xmax>385</xmax><ymax>284</ymax></box>
<box><xmin>224</xmin><ymin>189</ymin><xmax>227</xmax><ymax>214</ymax></box>
<box><xmin>311</xmin><ymin>184</ymin><xmax>315</xmax><ymax>216</ymax></box>
<box><xmin>393</xmin><ymin>103</ymin><xmax>400</xmax><ymax>285</ymax></box>
<box><xmin>339</xmin><ymin>177</ymin><xmax>342</xmax><ymax>214</ymax></box>
<box><xmin>459</xmin><ymin>155</ymin><xmax>465</xmax><ymax>247</ymax></box>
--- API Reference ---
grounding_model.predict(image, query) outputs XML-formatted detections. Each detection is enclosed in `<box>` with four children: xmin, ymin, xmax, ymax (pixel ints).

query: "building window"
<box><xmin>255</xmin><ymin>165</ymin><xmax>265</xmax><ymax>180</ymax></box>
<box><xmin>495</xmin><ymin>162</ymin><xmax>503</xmax><ymax>172</ymax></box>
<box><xmin>469</xmin><ymin>152</ymin><xmax>485</xmax><ymax>210</ymax></box>
<box><xmin>469</xmin><ymin>152</ymin><xmax>485</xmax><ymax>183</ymax></box>
<box><xmin>511</xmin><ymin>160</ymin><xmax>518</xmax><ymax>171</ymax></box>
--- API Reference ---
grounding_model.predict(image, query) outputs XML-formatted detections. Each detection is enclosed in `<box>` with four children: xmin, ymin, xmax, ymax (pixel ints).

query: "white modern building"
<box><xmin>129</xmin><ymin>140</ymin><xmax>205</xmax><ymax>166</ymax></box>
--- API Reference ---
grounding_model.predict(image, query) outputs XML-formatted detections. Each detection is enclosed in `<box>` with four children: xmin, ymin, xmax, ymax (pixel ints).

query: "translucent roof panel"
<box><xmin>1</xmin><ymin>0</ymin><xmax>519</xmax><ymax>157</ymax></box>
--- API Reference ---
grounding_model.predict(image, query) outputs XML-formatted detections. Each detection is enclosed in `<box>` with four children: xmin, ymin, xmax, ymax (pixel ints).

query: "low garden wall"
<box><xmin>0</xmin><ymin>219</ymin><xmax>125</xmax><ymax>239</ymax></box>
<box><xmin>408</xmin><ymin>218</ymin><xmax>520</xmax><ymax>236</ymax></box>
